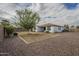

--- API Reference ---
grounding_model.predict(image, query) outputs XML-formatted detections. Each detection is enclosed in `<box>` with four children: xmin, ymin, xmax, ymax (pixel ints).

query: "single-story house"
<box><xmin>36</xmin><ymin>23</ymin><xmax>64</xmax><ymax>33</ymax></box>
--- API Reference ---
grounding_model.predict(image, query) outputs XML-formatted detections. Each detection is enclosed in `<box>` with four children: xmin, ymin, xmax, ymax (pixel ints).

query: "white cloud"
<box><xmin>0</xmin><ymin>3</ymin><xmax>32</xmax><ymax>23</ymax></box>
<box><xmin>36</xmin><ymin>3</ymin><xmax>79</xmax><ymax>26</ymax></box>
<box><xmin>0</xmin><ymin>3</ymin><xmax>79</xmax><ymax>26</ymax></box>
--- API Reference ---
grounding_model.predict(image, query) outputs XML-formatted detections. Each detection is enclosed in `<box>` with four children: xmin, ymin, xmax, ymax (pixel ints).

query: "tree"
<box><xmin>1</xmin><ymin>20</ymin><xmax>10</xmax><ymax>38</ymax></box>
<box><xmin>63</xmin><ymin>24</ymin><xmax>69</xmax><ymax>32</ymax></box>
<box><xmin>76</xmin><ymin>26</ymin><xmax>79</xmax><ymax>29</ymax></box>
<box><xmin>1</xmin><ymin>20</ymin><xmax>14</xmax><ymax>37</ymax></box>
<box><xmin>1</xmin><ymin>20</ymin><xmax>10</xmax><ymax>27</ymax></box>
<box><xmin>16</xmin><ymin>9</ymin><xmax>40</xmax><ymax>31</ymax></box>
<box><xmin>5</xmin><ymin>25</ymin><xmax>14</xmax><ymax>37</ymax></box>
<box><xmin>70</xmin><ymin>25</ymin><xmax>75</xmax><ymax>32</ymax></box>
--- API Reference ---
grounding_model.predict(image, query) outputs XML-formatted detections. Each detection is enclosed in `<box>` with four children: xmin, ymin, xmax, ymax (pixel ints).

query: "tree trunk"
<box><xmin>3</xmin><ymin>27</ymin><xmax>6</xmax><ymax>38</ymax></box>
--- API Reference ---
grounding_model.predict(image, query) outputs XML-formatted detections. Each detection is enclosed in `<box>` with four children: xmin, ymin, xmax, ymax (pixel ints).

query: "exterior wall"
<box><xmin>36</xmin><ymin>26</ymin><xmax>44</xmax><ymax>32</ymax></box>
<box><xmin>49</xmin><ymin>26</ymin><xmax>55</xmax><ymax>32</ymax></box>
<box><xmin>54</xmin><ymin>26</ymin><xmax>64</xmax><ymax>32</ymax></box>
<box><xmin>49</xmin><ymin>26</ymin><xmax>64</xmax><ymax>33</ymax></box>
<box><xmin>60</xmin><ymin>27</ymin><xmax>64</xmax><ymax>32</ymax></box>
<box><xmin>36</xmin><ymin>26</ymin><xmax>64</xmax><ymax>33</ymax></box>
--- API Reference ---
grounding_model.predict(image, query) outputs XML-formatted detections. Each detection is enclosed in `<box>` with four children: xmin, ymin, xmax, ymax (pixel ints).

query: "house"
<box><xmin>36</xmin><ymin>23</ymin><xmax>64</xmax><ymax>33</ymax></box>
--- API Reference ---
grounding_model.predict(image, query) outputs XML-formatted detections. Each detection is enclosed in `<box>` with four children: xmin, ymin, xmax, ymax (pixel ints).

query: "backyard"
<box><xmin>1</xmin><ymin>32</ymin><xmax>79</xmax><ymax>56</ymax></box>
<box><xmin>0</xmin><ymin>3</ymin><xmax>79</xmax><ymax>56</ymax></box>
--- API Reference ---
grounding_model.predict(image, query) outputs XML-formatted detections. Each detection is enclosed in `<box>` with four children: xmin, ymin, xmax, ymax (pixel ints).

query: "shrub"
<box><xmin>45</xmin><ymin>30</ymin><xmax>50</xmax><ymax>33</ymax></box>
<box><xmin>5</xmin><ymin>25</ymin><xmax>14</xmax><ymax>37</ymax></box>
<box><xmin>13</xmin><ymin>32</ymin><xmax>18</xmax><ymax>36</ymax></box>
<box><xmin>62</xmin><ymin>29</ymin><xmax>69</xmax><ymax>32</ymax></box>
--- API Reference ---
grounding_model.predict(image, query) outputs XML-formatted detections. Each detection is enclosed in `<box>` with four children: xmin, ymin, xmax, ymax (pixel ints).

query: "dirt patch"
<box><xmin>18</xmin><ymin>32</ymin><xmax>59</xmax><ymax>44</ymax></box>
<box><xmin>2</xmin><ymin>32</ymin><xmax>79</xmax><ymax>56</ymax></box>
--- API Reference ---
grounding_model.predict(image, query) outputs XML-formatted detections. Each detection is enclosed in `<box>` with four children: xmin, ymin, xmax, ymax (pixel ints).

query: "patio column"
<box><xmin>46</xmin><ymin>27</ymin><xmax>48</xmax><ymax>31</ymax></box>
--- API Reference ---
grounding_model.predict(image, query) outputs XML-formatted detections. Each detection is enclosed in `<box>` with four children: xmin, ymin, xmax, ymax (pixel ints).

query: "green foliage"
<box><xmin>1</xmin><ymin>20</ymin><xmax>10</xmax><ymax>27</ymax></box>
<box><xmin>1</xmin><ymin>20</ymin><xmax>15</xmax><ymax>37</ymax></box>
<box><xmin>45</xmin><ymin>30</ymin><xmax>50</xmax><ymax>33</ymax></box>
<box><xmin>63</xmin><ymin>24</ymin><xmax>69</xmax><ymax>32</ymax></box>
<box><xmin>5</xmin><ymin>25</ymin><xmax>14</xmax><ymax>36</ymax></box>
<box><xmin>16</xmin><ymin>9</ymin><xmax>40</xmax><ymax>31</ymax></box>
<box><xmin>76</xmin><ymin>26</ymin><xmax>79</xmax><ymax>29</ymax></box>
<box><xmin>70</xmin><ymin>25</ymin><xmax>75</xmax><ymax>32</ymax></box>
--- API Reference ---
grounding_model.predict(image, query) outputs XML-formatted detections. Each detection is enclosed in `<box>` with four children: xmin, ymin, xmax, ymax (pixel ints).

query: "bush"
<box><xmin>45</xmin><ymin>30</ymin><xmax>50</xmax><ymax>33</ymax></box>
<box><xmin>13</xmin><ymin>32</ymin><xmax>18</xmax><ymax>36</ymax></box>
<box><xmin>62</xmin><ymin>29</ymin><xmax>69</xmax><ymax>32</ymax></box>
<box><xmin>5</xmin><ymin>25</ymin><xmax>14</xmax><ymax>37</ymax></box>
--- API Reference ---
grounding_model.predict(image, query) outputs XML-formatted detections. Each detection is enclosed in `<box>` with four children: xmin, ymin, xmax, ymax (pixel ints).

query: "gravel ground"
<box><xmin>1</xmin><ymin>32</ymin><xmax>79</xmax><ymax>56</ymax></box>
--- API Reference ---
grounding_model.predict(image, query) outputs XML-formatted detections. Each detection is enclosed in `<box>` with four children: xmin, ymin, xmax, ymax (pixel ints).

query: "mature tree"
<box><xmin>16</xmin><ymin>9</ymin><xmax>40</xmax><ymax>31</ymax></box>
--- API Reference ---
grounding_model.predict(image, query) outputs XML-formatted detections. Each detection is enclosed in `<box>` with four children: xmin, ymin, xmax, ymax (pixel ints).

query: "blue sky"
<box><xmin>44</xmin><ymin>3</ymin><xmax>78</xmax><ymax>18</ymax></box>
<box><xmin>64</xmin><ymin>3</ymin><xmax>78</xmax><ymax>10</ymax></box>
<box><xmin>0</xmin><ymin>3</ymin><xmax>79</xmax><ymax>25</ymax></box>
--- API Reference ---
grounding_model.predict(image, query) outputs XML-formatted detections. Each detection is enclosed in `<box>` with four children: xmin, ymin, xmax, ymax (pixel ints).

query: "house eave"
<box><xmin>37</xmin><ymin>23</ymin><xmax>64</xmax><ymax>27</ymax></box>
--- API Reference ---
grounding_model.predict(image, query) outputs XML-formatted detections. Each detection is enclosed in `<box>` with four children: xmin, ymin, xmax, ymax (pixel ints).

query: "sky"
<box><xmin>0</xmin><ymin>3</ymin><xmax>32</xmax><ymax>22</ymax></box>
<box><xmin>0</xmin><ymin>3</ymin><xmax>79</xmax><ymax>26</ymax></box>
<box><xmin>64</xmin><ymin>3</ymin><xmax>78</xmax><ymax>9</ymax></box>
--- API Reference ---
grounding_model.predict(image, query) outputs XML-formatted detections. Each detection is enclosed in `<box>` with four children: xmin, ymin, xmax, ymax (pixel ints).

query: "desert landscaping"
<box><xmin>0</xmin><ymin>3</ymin><xmax>79</xmax><ymax>56</ymax></box>
<box><xmin>0</xmin><ymin>31</ymin><xmax>79</xmax><ymax>55</ymax></box>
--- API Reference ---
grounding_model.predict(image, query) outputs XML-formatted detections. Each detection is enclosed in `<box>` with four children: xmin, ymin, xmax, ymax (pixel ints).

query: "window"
<box><xmin>58</xmin><ymin>27</ymin><xmax>61</xmax><ymax>30</ymax></box>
